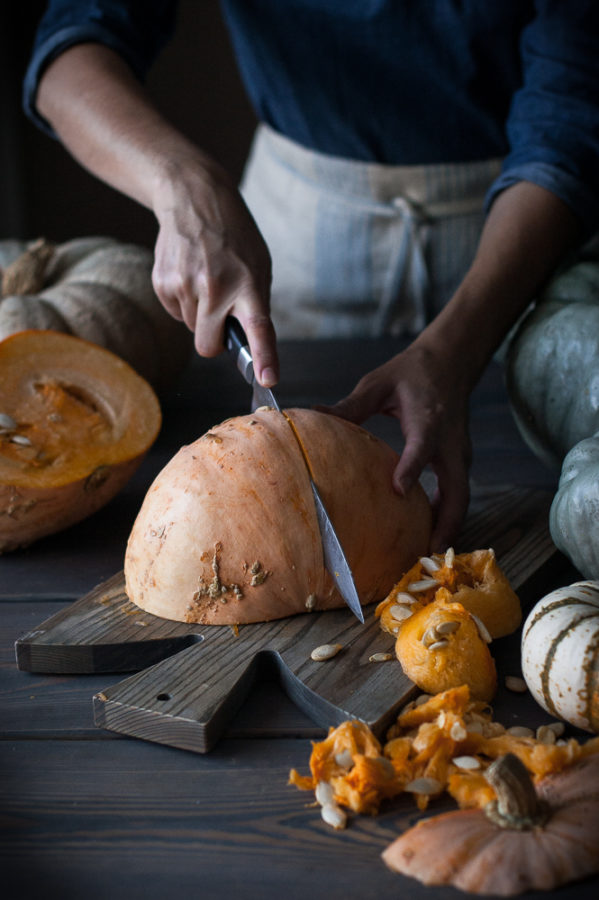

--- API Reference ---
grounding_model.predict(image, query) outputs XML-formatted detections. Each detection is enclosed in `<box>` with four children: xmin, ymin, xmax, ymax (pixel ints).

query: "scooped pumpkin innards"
<box><xmin>289</xmin><ymin>684</ymin><xmax>599</xmax><ymax>828</ymax></box>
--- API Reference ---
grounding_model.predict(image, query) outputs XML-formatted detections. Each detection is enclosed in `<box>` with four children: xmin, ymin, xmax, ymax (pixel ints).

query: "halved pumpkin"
<box><xmin>0</xmin><ymin>329</ymin><xmax>161</xmax><ymax>551</ymax></box>
<box><xmin>125</xmin><ymin>408</ymin><xmax>432</xmax><ymax>624</ymax></box>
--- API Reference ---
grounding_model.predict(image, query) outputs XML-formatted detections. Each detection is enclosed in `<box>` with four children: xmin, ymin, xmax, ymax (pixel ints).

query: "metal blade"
<box><xmin>224</xmin><ymin>316</ymin><xmax>363</xmax><ymax>623</ymax></box>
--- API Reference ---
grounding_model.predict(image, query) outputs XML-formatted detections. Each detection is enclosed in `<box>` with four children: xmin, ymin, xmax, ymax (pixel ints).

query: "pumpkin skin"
<box><xmin>521</xmin><ymin>581</ymin><xmax>599</xmax><ymax>734</ymax></box>
<box><xmin>549</xmin><ymin>434</ymin><xmax>599</xmax><ymax>579</ymax></box>
<box><xmin>0</xmin><ymin>330</ymin><xmax>161</xmax><ymax>552</ymax></box>
<box><xmin>0</xmin><ymin>237</ymin><xmax>192</xmax><ymax>393</ymax></box>
<box><xmin>125</xmin><ymin>408</ymin><xmax>432</xmax><ymax>624</ymax></box>
<box><xmin>505</xmin><ymin>259</ymin><xmax>599</xmax><ymax>470</ymax></box>
<box><xmin>382</xmin><ymin>753</ymin><xmax>599</xmax><ymax>896</ymax></box>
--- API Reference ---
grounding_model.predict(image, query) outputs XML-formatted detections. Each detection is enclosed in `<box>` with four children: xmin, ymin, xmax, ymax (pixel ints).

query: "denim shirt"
<box><xmin>23</xmin><ymin>0</ymin><xmax>599</xmax><ymax>234</ymax></box>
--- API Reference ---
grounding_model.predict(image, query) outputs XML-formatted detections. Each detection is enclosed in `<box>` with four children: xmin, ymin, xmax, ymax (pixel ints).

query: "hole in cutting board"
<box><xmin>156</xmin><ymin>692</ymin><xmax>172</xmax><ymax>701</ymax></box>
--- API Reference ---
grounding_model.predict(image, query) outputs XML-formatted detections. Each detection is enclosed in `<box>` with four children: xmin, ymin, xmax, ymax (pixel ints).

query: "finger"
<box><xmin>325</xmin><ymin>377</ymin><xmax>389</xmax><ymax>425</ymax></box>
<box><xmin>428</xmin><ymin>446</ymin><xmax>471</xmax><ymax>552</ymax></box>
<box><xmin>392</xmin><ymin>431</ymin><xmax>434</xmax><ymax>497</ymax></box>
<box><xmin>239</xmin><ymin>310</ymin><xmax>279</xmax><ymax>387</ymax></box>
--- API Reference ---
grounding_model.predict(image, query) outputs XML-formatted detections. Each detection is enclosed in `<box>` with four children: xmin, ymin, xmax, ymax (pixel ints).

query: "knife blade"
<box><xmin>224</xmin><ymin>317</ymin><xmax>364</xmax><ymax>623</ymax></box>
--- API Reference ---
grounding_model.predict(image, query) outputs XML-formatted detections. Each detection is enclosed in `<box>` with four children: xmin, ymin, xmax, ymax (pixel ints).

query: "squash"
<box><xmin>521</xmin><ymin>581</ymin><xmax>599</xmax><ymax>733</ymax></box>
<box><xmin>0</xmin><ymin>329</ymin><xmax>161</xmax><ymax>552</ymax></box>
<box><xmin>549</xmin><ymin>434</ymin><xmax>599</xmax><ymax>579</ymax></box>
<box><xmin>394</xmin><ymin>592</ymin><xmax>498</xmax><ymax>701</ymax></box>
<box><xmin>124</xmin><ymin>408</ymin><xmax>433</xmax><ymax>624</ymax></box>
<box><xmin>376</xmin><ymin>547</ymin><xmax>521</xmax><ymax>640</ymax></box>
<box><xmin>0</xmin><ymin>236</ymin><xmax>192</xmax><ymax>393</ymax></box>
<box><xmin>382</xmin><ymin>752</ymin><xmax>599</xmax><ymax>896</ymax></box>
<box><xmin>505</xmin><ymin>258</ymin><xmax>599</xmax><ymax>470</ymax></box>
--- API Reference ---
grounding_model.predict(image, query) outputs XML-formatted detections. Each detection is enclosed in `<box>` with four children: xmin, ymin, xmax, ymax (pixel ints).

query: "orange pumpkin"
<box><xmin>125</xmin><ymin>408</ymin><xmax>432</xmax><ymax>624</ymax></box>
<box><xmin>382</xmin><ymin>752</ymin><xmax>599</xmax><ymax>896</ymax></box>
<box><xmin>0</xmin><ymin>330</ymin><xmax>161</xmax><ymax>551</ymax></box>
<box><xmin>394</xmin><ymin>592</ymin><xmax>498</xmax><ymax>701</ymax></box>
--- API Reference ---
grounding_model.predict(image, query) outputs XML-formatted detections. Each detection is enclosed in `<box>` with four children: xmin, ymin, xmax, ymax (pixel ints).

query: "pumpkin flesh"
<box><xmin>0</xmin><ymin>330</ymin><xmax>161</xmax><ymax>551</ymax></box>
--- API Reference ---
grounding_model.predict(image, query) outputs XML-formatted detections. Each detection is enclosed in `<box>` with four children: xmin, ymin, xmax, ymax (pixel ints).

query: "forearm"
<box><xmin>36</xmin><ymin>42</ymin><xmax>229</xmax><ymax>216</ymax></box>
<box><xmin>415</xmin><ymin>181</ymin><xmax>582</xmax><ymax>389</ymax></box>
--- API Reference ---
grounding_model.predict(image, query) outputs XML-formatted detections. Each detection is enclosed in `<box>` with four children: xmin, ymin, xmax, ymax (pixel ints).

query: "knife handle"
<box><xmin>225</xmin><ymin>316</ymin><xmax>254</xmax><ymax>385</ymax></box>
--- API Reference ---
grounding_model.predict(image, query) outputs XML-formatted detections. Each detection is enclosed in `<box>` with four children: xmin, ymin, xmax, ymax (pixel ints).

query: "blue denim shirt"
<box><xmin>23</xmin><ymin>0</ymin><xmax>599</xmax><ymax>233</ymax></box>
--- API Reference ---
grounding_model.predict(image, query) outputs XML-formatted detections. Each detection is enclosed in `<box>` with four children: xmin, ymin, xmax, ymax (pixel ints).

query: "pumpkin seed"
<box><xmin>0</xmin><ymin>413</ymin><xmax>17</xmax><ymax>430</ymax></box>
<box><xmin>389</xmin><ymin>603</ymin><xmax>413</xmax><ymax>622</ymax></box>
<box><xmin>547</xmin><ymin>721</ymin><xmax>566</xmax><ymax>737</ymax></box>
<box><xmin>505</xmin><ymin>675</ymin><xmax>528</xmax><ymax>693</ymax></box>
<box><xmin>310</xmin><ymin>643</ymin><xmax>342</xmax><ymax>661</ymax></box>
<box><xmin>427</xmin><ymin>639</ymin><xmax>449</xmax><ymax>651</ymax></box>
<box><xmin>407</xmin><ymin>578</ymin><xmax>439</xmax><ymax>592</ymax></box>
<box><xmin>320</xmin><ymin>802</ymin><xmax>347</xmax><ymax>830</ymax></box>
<box><xmin>369</xmin><ymin>652</ymin><xmax>394</xmax><ymax>663</ymax></box>
<box><xmin>435</xmin><ymin>620</ymin><xmax>460</xmax><ymax>636</ymax></box>
<box><xmin>506</xmin><ymin>725</ymin><xmax>535</xmax><ymax>738</ymax></box>
<box><xmin>10</xmin><ymin>434</ymin><xmax>32</xmax><ymax>446</ymax></box>
<box><xmin>315</xmin><ymin>781</ymin><xmax>335</xmax><ymax>806</ymax></box>
<box><xmin>415</xmin><ymin>693</ymin><xmax>432</xmax><ymax>706</ymax></box>
<box><xmin>392</xmin><ymin>591</ymin><xmax>418</xmax><ymax>605</ymax></box>
<box><xmin>305</xmin><ymin>593</ymin><xmax>317</xmax><ymax>611</ymax></box>
<box><xmin>536</xmin><ymin>724</ymin><xmax>557</xmax><ymax>745</ymax></box>
<box><xmin>421</xmin><ymin>626</ymin><xmax>440</xmax><ymax>647</ymax></box>
<box><xmin>444</xmin><ymin>547</ymin><xmax>456</xmax><ymax>568</ymax></box>
<box><xmin>452</xmin><ymin>755</ymin><xmax>481</xmax><ymax>770</ymax></box>
<box><xmin>334</xmin><ymin>749</ymin><xmax>353</xmax><ymax>769</ymax></box>
<box><xmin>405</xmin><ymin>776</ymin><xmax>443</xmax><ymax>795</ymax></box>
<box><xmin>470</xmin><ymin>613</ymin><xmax>492</xmax><ymax>643</ymax></box>
<box><xmin>419</xmin><ymin>555</ymin><xmax>441</xmax><ymax>574</ymax></box>
<box><xmin>450</xmin><ymin>721</ymin><xmax>467</xmax><ymax>742</ymax></box>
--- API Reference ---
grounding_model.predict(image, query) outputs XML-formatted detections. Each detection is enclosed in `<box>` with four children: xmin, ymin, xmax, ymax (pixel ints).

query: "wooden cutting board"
<box><xmin>15</xmin><ymin>485</ymin><xmax>559</xmax><ymax>753</ymax></box>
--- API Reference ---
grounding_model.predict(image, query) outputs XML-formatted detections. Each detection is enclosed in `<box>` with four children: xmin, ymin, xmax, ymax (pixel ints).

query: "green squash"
<box><xmin>505</xmin><ymin>259</ymin><xmax>599</xmax><ymax>470</ymax></box>
<box><xmin>549</xmin><ymin>434</ymin><xmax>599</xmax><ymax>580</ymax></box>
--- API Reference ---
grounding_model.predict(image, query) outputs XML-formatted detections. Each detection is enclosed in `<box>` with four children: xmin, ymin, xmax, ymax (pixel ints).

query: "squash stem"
<box><xmin>1</xmin><ymin>238</ymin><xmax>55</xmax><ymax>298</ymax></box>
<box><xmin>484</xmin><ymin>753</ymin><xmax>550</xmax><ymax>830</ymax></box>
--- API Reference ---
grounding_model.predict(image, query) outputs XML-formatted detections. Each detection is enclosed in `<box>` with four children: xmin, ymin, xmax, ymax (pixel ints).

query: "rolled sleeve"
<box><xmin>486</xmin><ymin>0</ymin><xmax>599</xmax><ymax>235</ymax></box>
<box><xmin>23</xmin><ymin>0</ymin><xmax>178</xmax><ymax>139</ymax></box>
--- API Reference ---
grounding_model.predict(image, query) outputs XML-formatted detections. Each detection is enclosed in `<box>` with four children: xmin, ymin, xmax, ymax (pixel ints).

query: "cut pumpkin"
<box><xmin>0</xmin><ymin>329</ymin><xmax>161</xmax><ymax>551</ymax></box>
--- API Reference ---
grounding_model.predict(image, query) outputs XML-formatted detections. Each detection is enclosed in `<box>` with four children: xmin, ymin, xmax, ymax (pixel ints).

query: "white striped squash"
<box><xmin>521</xmin><ymin>581</ymin><xmax>599</xmax><ymax>733</ymax></box>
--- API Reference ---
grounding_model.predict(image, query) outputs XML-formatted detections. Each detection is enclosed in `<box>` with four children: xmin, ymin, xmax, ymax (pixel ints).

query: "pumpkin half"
<box><xmin>125</xmin><ymin>408</ymin><xmax>432</xmax><ymax>624</ymax></box>
<box><xmin>0</xmin><ymin>329</ymin><xmax>161</xmax><ymax>551</ymax></box>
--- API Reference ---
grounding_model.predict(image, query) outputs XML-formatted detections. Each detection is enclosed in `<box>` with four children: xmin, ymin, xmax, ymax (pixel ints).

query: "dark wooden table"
<box><xmin>1</xmin><ymin>339</ymin><xmax>596</xmax><ymax>900</ymax></box>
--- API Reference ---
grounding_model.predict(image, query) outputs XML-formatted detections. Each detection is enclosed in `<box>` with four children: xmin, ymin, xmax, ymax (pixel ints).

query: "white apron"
<box><xmin>240</xmin><ymin>124</ymin><xmax>503</xmax><ymax>339</ymax></box>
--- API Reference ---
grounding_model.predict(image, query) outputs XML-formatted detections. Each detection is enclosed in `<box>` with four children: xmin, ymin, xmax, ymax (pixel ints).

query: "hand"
<box><xmin>151</xmin><ymin>162</ymin><xmax>279</xmax><ymax>387</ymax></box>
<box><xmin>322</xmin><ymin>340</ymin><xmax>472</xmax><ymax>552</ymax></box>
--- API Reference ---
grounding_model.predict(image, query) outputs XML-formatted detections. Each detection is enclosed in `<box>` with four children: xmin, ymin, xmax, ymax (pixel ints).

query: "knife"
<box><xmin>224</xmin><ymin>316</ymin><xmax>364</xmax><ymax>623</ymax></box>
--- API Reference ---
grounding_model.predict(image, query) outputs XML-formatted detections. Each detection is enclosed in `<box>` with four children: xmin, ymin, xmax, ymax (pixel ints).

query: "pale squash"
<box><xmin>0</xmin><ymin>236</ymin><xmax>192</xmax><ymax>392</ymax></box>
<box><xmin>125</xmin><ymin>408</ymin><xmax>433</xmax><ymax>624</ymax></box>
<box><xmin>0</xmin><ymin>330</ymin><xmax>161</xmax><ymax>551</ymax></box>
<box><xmin>505</xmin><ymin>258</ymin><xmax>599</xmax><ymax>470</ymax></box>
<box><xmin>549</xmin><ymin>434</ymin><xmax>599</xmax><ymax>579</ymax></box>
<box><xmin>521</xmin><ymin>581</ymin><xmax>599</xmax><ymax>734</ymax></box>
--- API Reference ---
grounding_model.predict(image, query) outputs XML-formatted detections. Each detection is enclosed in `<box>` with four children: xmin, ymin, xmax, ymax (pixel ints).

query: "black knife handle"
<box><xmin>224</xmin><ymin>316</ymin><xmax>254</xmax><ymax>384</ymax></box>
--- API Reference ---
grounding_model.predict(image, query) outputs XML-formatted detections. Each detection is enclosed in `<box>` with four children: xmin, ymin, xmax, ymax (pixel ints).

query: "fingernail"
<box><xmin>260</xmin><ymin>367</ymin><xmax>277</xmax><ymax>388</ymax></box>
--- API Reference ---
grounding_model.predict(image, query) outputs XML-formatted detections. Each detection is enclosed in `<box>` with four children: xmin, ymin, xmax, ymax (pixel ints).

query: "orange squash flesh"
<box><xmin>289</xmin><ymin>686</ymin><xmax>599</xmax><ymax>818</ymax></box>
<box><xmin>0</xmin><ymin>329</ymin><xmax>161</xmax><ymax>551</ymax></box>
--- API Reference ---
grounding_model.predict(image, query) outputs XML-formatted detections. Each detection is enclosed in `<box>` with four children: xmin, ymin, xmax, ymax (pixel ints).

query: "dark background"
<box><xmin>0</xmin><ymin>1</ymin><xmax>257</xmax><ymax>248</ymax></box>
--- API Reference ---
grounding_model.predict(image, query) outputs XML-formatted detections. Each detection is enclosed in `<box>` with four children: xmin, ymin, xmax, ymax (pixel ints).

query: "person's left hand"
<box><xmin>321</xmin><ymin>340</ymin><xmax>472</xmax><ymax>552</ymax></box>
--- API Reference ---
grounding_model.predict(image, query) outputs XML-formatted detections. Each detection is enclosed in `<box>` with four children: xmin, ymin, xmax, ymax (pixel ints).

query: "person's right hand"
<box><xmin>152</xmin><ymin>160</ymin><xmax>279</xmax><ymax>387</ymax></box>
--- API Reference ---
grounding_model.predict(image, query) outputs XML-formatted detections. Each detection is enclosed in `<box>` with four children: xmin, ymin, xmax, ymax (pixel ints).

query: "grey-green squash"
<box><xmin>0</xmin><ymin>236</ymin><xmax>192</xmax><ymax>393</ymax></box>
<box><xmin>505</xmin><ymin>259</ymin><xmax>599</xmax><ymax>471</ymax></box>
<box><xmin>549</xmin><ymin>434</ymin><xmax>599</xmax><ymax>579</ymax></box>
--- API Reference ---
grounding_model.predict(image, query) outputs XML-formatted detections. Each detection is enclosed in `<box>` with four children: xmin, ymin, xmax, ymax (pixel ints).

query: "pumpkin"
<box><xmin>521</xmin><ymin>581</ymin><xmax>599</xmax><ymax>733</ymax></box>
<box><xmin>0</xmin><ymin>329</ymin><xmax>161</xmax><ymax>552</ymax></box>
<box><xmin>0</xmin><ymin>236</ymin><xmax>192</xmax><ymax>393</ymax></box>
<box><xmin>394</xmin><ymin>592</ymin><xmax>498</xmax><ymax>701</ymax></box>
<box><xmin>549</xmin><ymin>434</ymin><xmax>599</xmax><ymax>579</ymax></box>
<box><xmin>505</xmin><ymin>258</ymin><xmax>599</xmax><ymax>470</ymax></box>
<box><xmin>376</xmin><ymin>547</ymin><xmax>521</xmax><ymax>640</ymax></box>
<box><xmin>124</xmin><ymin>408</ymin><xmax>432</xmax><ymax>624</ymax></box>
<box><xmin>382</xmin><ymin>752</ymin><xmax>599</xmax><ymax>896</ymax></box>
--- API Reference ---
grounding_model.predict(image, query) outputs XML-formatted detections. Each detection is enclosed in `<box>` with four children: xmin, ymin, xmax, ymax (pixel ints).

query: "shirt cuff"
<box><xmin>485</xmin><ymin>162</ymin><xmax>599</xmax><ymax>237</ymax></box>
<box><xmin>22</xmin><ymin>24</ymin><xmax>149</xmax><ymax>139</ymax></box>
